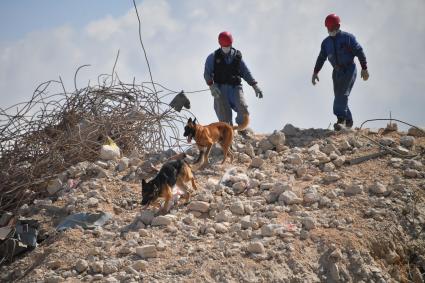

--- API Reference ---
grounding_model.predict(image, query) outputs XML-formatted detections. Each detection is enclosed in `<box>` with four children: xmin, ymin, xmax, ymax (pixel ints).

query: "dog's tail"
<box><xmin>232</xmin><ymin>114</ymin><xmax>250</xmax><ymax>130</ymax></box>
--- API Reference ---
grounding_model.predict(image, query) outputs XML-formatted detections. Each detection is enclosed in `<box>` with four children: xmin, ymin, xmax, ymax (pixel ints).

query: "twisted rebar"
<box><xmin>0</xmin><ymin>68</ymin><xmax>193</xmax><ymax>214</ymax></box>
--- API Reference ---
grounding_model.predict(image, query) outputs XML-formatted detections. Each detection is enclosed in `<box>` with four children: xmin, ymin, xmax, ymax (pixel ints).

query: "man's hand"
<box><xmin>209</xmin><ymin>84</ymin><xmax>221</xmax><ymax>98</ymax></box>
<box><xmin>312</xmin><ymin>73</ymin><xmax>319</xmax><ymax>85</ymax></box>
<box><xmin>361</xmin><ymin>69</ymin><xmax>369</xmax><ymax>81</ymax></box>
<box><xmin>253</xmin><ymin>84</ymin><xmax>263</xmax><ymax>99</ymax></box>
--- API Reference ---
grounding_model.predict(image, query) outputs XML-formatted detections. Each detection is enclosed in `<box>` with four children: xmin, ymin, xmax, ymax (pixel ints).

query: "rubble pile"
<box><xmin>0</xmin><ymin>75</ymin><xmax>190</xmax><ymax>213</ymax></box>
<box><xmin>1</xmin><ymin>123</ymin><xmax>425</xmax><ymax>282</ymax></box>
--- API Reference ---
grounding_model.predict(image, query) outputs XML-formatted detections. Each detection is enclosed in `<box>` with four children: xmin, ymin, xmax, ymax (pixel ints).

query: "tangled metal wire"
<box><xmin>0</xmin><ymin>64</ymin><xmax>194</xmax><ymax>214</ymax></box>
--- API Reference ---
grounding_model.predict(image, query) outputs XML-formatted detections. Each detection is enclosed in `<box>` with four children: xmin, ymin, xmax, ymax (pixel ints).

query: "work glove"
<box><xmin>361</xmin><ymin>69</ymin><xmax>369</xmax><ymax>81</ymax></box>
<box><xmin>209</xmin><ymin>84</ymin><xmax>221</xmax><ymax>98</ymax></box>
<box><xmin>311</xmin><ymin>73</ymin><xmax>319</xmax><ymax>85</ymax></box>
<box><xmin>253</xmin><ymin>84</ymin><xmax>263</xmax><ymax>99</ymax></box>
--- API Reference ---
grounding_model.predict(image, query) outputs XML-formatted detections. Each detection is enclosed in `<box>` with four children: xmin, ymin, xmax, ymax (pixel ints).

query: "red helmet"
<box><xmin>325</xmin><ymin>14</ymin><xmax>340</xmax><ymax>30</ymax></box>
<box><xmin>218</xmin><ymin>31</ymin><xmax>233</xmax><ymax>47</ymax></box>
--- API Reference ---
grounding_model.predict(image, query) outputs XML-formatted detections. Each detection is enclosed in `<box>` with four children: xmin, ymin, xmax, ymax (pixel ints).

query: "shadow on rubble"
<box><xmin>282</xmin><ymin>124</ymin><xmax>335</xmax><ymax>148</ymax></box>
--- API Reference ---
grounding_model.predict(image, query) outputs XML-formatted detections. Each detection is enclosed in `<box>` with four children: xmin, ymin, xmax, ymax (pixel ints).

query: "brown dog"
<box><xmin>183</xmin><ymin>114</ymin><xmax>249</xmax><ymax>168</ymax></box>
<box><xmin>141</xmin><ymin>154</ymin><xmax>197</xmax><ymax>214</ymax></box>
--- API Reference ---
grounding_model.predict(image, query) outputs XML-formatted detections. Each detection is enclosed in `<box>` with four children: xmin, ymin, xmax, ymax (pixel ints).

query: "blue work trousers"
<box><xmin>332</xmin><ymin>64</ymin><xmax>356</xmax><ymax>122</ymax></box>
<box><xmin>214</xmin><ymin>84</ymin><xmax>249</xmax><ymax>125</ymax></box>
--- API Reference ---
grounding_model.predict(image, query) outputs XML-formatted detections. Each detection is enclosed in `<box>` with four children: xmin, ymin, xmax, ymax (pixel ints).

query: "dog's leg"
<box><xmin>228</xmin><ymin>148</ymin><xmax>234</xmax><ymax>163</ymax></box>
<box><xmin>160</xmin><ymin>185</ymin><xmax>173</xmax><ymax>215</ymax></box>
<box><xmin>183</xmin><ymin>163</ymin><xmax>197</xmax><ymax>190</ymax></box>
<box><xmin>179</xmin><ymin>166</ymin><xmax>196</xmax><ymax>205</ymax></box>
<box><xmin>220</xmin><ymin>128</ymin><xmax>234</xmax><ymax>164</ymax></box>
<box><xmin>195</xmin><ymin>146</ymin><xmax>205</xmax><ymax>164</ymax></box>
<box><xmin>177</xmin><ymin>181</ymin><xmax>191</xmax><ymax>205</ymax></box>
<box><xmin>202</xmin><ymin>144</ymin><xmax>213</xmax><ymax>167</ymax></box>
<box><xmin>182</xmin><ymin>189</ymin><xmax>190</xmax><ymax>205</ymax></box>
<box><xmin>221</xmin><ymin>143</ymin><xmax>233</xmax><ymax>164</ymax></box>
<box><xmin>221</xmin><ymin>146</ymin><xmax>228</xmax><ymax>164</ymax></box>
<box><xmin>195</xmin><ymin>150</ymin><xmax>204</xmax><ymax>164</ymax></box>
<box><xmin>191</xmin><ymin>178</ymin><xmax>198</xmax><ymax>190</ymax></box>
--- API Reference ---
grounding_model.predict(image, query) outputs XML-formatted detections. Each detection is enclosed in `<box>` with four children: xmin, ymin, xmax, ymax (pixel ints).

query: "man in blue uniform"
<box><xmin>312</xmin><ymin>14</ymin><xmax>369</xmax><ymax>131</ymax></box>
<box><xmin>204</xmin><ymin>31</ymin><xmax>263</xmax><ymax>128</ymax></box>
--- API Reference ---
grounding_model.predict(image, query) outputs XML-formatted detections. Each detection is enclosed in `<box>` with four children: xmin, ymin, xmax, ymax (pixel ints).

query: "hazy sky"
<box><xmin>1</xmin><ymin>0</ymin><xmax>424</xmax><ymax>133</ymax></box>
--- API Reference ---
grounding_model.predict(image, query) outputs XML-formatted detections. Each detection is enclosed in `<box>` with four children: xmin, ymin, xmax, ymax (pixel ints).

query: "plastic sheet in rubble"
<box><xmin>56</xmin><ymin>212</ymin><xmax>112</xmax><ymax>231</ymax></box>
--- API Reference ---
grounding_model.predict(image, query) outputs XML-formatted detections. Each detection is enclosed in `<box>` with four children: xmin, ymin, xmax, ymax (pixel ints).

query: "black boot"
<box><xmin>333</xmin><ymin>117</ymin><xmax>346</xmax><ymax>131</ymax></box>
<box><xmin>346</xmin><ymin>119</ymin><xmax>353</xmax><ymax>129</ymax></box>
<box><xmin>238</xmin><ymin>129</ymin><xmax>250</xmax><ymax>139</ymax></box>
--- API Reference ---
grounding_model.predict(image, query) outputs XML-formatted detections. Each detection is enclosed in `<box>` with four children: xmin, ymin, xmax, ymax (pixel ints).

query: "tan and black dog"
<box><xmin>183</xmin><ymin>114</ymin><xmax>249</xmax><ymax>168</ymax></box>
<box><xmin>141</xmin><ymin>154</ymin><xmax>197</xmax><ymax>214</ymax></box>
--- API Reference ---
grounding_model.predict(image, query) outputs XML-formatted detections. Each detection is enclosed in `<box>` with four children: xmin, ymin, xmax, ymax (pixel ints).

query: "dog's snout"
<box><xmin>183</xmin><ymin>126</ymin><xmax>190</xmax><ymax>137</ymax></box>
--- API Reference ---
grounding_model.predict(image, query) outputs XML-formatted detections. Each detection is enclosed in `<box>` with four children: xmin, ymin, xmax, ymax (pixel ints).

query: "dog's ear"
<box><xmin>187</xmin><ymin>117</ymin><xmax>192</xmax><ymax>124</ymax></box>
<box><xmin>193</xmin><ymin>118</ymin><xmax>197</xmax><ymax>124</ymax></box>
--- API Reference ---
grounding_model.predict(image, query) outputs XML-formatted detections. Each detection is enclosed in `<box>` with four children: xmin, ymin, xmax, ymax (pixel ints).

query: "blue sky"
<box><xmin>1</xmin><ymin>0</ymin><xmax>424</xmax><ymax>133</ymax></box>
<box><xmin>0</xmin><ymin>1</ymin><xmax>130</xmax><ymax>41</ymax></box>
